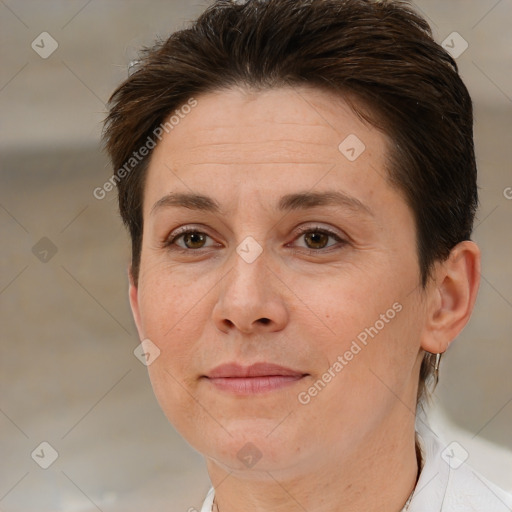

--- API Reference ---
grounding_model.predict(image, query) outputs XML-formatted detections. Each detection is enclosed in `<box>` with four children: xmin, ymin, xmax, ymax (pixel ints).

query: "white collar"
<box><xmin>200</xmin><ymin>486</ymin><xmax>215</xmax><ymax>512</ymax></box>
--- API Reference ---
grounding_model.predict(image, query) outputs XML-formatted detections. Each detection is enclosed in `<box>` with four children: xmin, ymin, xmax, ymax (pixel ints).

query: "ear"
<box><xmin>420</xmin><ymin>241</ymin><xmax>481</xmax><ymax>354</ymax></box>
<box><xmin>128</xmin><ymin>265</ymin><xmax>144</xmax><ymax>341</ymax></box>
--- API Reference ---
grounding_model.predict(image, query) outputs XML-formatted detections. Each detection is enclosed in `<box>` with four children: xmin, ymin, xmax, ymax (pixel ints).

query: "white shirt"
<box><xmin>200</xmin><ymin>421</ymin><xmax>512</xmax><ymax>511</ymax></box>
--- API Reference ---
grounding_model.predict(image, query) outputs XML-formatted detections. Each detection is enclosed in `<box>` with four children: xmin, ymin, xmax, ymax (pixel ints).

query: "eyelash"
<box><xmin>163</xmin><ymin>225</ymin><xmax>347</xmax><ymax>255</ymax></box>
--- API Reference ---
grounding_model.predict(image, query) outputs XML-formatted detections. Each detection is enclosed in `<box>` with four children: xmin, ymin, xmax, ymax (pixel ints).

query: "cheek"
<box><xmin>137</xmin><ymin>264</ymin><xmax>205</xmax><ymax>339</ymax></box>
<box><xmin>321</xmin><ymin>296</ymin><xmax>421</xmax><ymax>401</ymax></box>
<box><xmin>309</xmin><ymin>267</ymin><xmax>399</xmax><ymax>341</ymax></box>
<box><xmin>306</xmin><ymin>264</ymin><xmax>421</xmax><ymax>385</ymax></box>
<box><xmin>136</xmin><ymin>267</ymin><xmax>213</xmax><ymax>403</ymax></box>
<box><xmin>137</xmin><ymin>269</ymin><xmax>208</xmax><ymax>428</ymax></box>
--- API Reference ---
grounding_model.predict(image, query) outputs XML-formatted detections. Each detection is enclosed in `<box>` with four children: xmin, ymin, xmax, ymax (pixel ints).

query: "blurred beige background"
<box><xmin>1</xmin><ymin>1</ymin><xmax>511</xmax><ymax>511</ymax></box>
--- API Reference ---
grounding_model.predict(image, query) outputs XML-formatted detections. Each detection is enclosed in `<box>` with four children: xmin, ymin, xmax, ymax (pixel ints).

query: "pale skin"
<box><xmin>128</xmin><ymin>86</ymin><xmax>481</xmax><ymax>511</ymax></box>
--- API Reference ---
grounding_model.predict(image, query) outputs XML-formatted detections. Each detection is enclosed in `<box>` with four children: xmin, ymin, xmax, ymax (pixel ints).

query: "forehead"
<box><xmin>143</xmin><ymin>85</ymin><xmax>394</xmax><ymax>216</ymax></box>
<box><xmin>162</xmin><ymin>85</ymin><xmax>383</xmax><ymax>153</ymax></box>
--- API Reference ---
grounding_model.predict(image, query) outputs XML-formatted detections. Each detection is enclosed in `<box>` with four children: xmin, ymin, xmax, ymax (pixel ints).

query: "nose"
<box><xmin>212</xmin><ymin>247</ymin><xmax>289</xmax><ymax>335</ymax></box>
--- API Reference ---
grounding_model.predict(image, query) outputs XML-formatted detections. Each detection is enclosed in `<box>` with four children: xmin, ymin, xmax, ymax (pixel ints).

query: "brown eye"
<box><xmin>303</xmin><ymin>231</ymin><xmax>330</xmax><ymax>249</ymax></box>
<box><xmin>165</xmin><ymin>229</ymin><xmax>217</xmax><ymax>251</ymax></box>
<box><xmin>291</xmin><ymin>226</ymin><xmax>347</xmax><ymax>253</ymax></box>
<box><xmin>181</xmin><ymin>232</ymin><xmax>207</xmax><ymax>249</ymax></box>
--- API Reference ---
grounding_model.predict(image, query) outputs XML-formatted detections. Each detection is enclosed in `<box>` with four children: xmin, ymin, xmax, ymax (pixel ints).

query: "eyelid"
<box><xmin>292</xmin><ymin>223</ymin><xmax>346</xmax><ymax>240</ymax></box>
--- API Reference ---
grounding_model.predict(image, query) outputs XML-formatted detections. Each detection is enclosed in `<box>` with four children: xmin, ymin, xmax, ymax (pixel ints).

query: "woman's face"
<box><xmin>129</xmin><ymin>86</ymin><xmax>428</xmax><ymax>476</ymax></box>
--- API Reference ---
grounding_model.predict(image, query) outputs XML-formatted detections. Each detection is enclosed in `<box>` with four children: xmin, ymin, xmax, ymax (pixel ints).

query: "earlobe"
<box><xmin>420</xmin><ymin>241</ymin><xmax>481</xmax><ymax>354</ymax></box>
<box><xmin>128</xmin><ymin>265</ymin><xmax>144</xmax><ymax>340</ymax></box>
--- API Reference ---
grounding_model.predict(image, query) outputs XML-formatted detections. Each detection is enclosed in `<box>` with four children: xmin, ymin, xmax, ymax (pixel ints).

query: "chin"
<box><xmin>185</xmin><ymin>416</ymin><xmax>311</xmax><ymax>474</ymax></box>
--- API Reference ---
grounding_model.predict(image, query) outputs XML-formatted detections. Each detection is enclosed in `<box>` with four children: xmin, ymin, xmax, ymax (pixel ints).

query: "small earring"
<box><xmin>433</xmin><ymin>352</ymin><xmax>442</xmax><ymax>385</ymax></box>
<box><xmin>434</xmin><ymin>352</ymin><xmax>442</xmax><ymax>372</ymax></box>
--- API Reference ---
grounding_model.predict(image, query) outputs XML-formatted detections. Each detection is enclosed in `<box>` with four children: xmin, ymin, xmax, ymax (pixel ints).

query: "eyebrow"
<box><xmin>150</xmin><ymin>190</ymin><xmax>373</xmax><ymax>217</ymax></box>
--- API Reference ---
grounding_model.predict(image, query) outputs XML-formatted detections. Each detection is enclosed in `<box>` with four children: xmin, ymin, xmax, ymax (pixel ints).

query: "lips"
<box><xmin>207</xmin><ymin>362</ymin><xmax>305</xmax><ymax>378</ymax></box>
<box><xmin>204</xmin><ymin>362</ymin><xmax>308</xmax><ymax>394</ymax></box>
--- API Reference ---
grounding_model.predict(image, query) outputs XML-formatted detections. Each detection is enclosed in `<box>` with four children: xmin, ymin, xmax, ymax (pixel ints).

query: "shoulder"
<box><xmin>409</xmin><ymin>420</ymin><xmax>512</xmax><ymax>512</ymax></box>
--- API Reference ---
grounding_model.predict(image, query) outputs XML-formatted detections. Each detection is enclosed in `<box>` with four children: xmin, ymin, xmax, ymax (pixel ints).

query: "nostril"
<box><xmin>258</xmin><ymin>318</ymin><xmax>271</xmax><ymax>325</ymax></box>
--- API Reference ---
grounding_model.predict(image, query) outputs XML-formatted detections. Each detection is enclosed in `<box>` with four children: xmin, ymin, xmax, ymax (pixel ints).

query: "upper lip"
<box><xmin>206</xmin><ymin>362</ymin><xmax>307</xmax><ymax>378</ymax></box>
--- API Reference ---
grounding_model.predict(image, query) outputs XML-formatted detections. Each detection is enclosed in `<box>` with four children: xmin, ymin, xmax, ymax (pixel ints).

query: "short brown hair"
<box><xmin>103</xmin><ymin>0</ymin><xmax>478</xmax><ymax>402</ymax></box>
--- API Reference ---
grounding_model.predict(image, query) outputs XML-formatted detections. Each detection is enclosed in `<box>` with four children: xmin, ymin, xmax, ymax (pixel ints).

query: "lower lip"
<box><xmin>206</xmin><ymin>375</ymin><xmax>305</xmax><ymax>394</ymax></box>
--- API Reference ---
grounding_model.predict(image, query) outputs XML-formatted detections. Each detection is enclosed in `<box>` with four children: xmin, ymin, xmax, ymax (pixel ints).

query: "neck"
<box><xmin>206</xmin><ymin>411</ymin><xmax>419</xmax><ymax>512</ymax></box>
